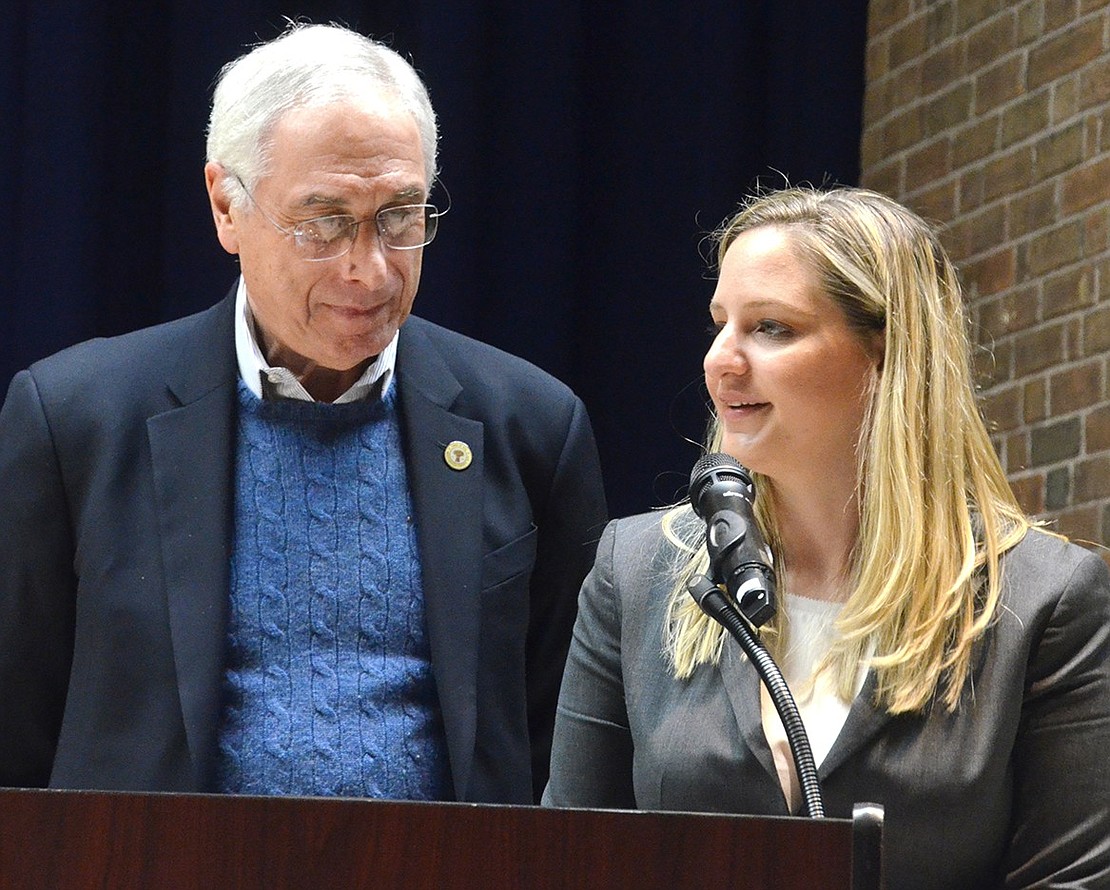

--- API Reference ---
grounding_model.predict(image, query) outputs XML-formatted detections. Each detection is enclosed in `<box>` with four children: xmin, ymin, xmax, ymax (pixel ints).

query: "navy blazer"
<box><xmin>544</xmin><ymin>510</ymin><xmax>1110</xmax><ymax>888</ymax></box>
<box><xmin>0</xmin><ymin>290</ymin><xmax>608</xmax><ymax>803</ymax></box>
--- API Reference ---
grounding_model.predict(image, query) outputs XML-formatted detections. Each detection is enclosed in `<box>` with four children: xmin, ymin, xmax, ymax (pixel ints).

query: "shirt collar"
<box><xmin>233</xmin><ymin>276</ymin><xmax>396</xmax><ymax>403</ymax></box>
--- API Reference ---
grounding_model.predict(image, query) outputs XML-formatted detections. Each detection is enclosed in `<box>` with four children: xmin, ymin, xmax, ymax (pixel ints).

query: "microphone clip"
<box><xmin>704</xmin><ymin>509</ymin><xmax>776</xmax><ymax>627</ymax></box>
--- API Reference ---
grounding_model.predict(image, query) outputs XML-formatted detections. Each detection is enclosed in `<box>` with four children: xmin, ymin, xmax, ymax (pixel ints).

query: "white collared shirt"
<box><xmin>233</xmin><ymin>276</ymin><xmax>397</xmax><ymax>403</ymax></box>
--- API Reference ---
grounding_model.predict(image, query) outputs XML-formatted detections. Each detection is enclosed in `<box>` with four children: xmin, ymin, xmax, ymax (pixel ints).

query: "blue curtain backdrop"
<box><xmin>1</xmin><ymin>2</ymin><xmax>868</xmax><ymax>518</ymax></box>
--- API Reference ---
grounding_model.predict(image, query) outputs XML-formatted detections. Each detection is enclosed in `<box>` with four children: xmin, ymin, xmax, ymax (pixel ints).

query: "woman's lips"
<box><xmin>720</xmin><ymin>400</ymin><xmax>770</xmax><ymax>418</ymax></box>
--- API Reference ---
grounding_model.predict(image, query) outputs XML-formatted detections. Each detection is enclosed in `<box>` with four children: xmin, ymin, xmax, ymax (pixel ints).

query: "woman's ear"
<box><xmin>871</xmin><ymin>328</ymin><xmax>886</xmax><ymax>374</ymax></box>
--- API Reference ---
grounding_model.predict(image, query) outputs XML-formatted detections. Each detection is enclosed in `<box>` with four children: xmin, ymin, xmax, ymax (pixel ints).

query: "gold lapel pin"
<box><xmin>444</xmin><ymin>440</ymin><xmax>473</xmax><ymax>471</ymax></box>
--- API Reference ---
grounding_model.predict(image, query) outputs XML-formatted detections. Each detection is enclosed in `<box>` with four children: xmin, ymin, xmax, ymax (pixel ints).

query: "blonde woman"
<box><xmin>543</xmin><ymin>187</ymin><xmax>1110</xmax><ymax>888</ymax></box>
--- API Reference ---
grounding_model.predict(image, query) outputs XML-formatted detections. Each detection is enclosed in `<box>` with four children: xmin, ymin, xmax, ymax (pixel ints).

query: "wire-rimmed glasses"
<box><xmin>234</xmin><ymin>175</ymin><xmax>443</xmax><ymax>261</ymax></box>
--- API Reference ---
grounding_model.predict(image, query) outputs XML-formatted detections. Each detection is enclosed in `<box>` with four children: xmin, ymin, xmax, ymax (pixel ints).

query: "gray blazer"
<box><xmin>543</xmin><ymin>510</ymin><xmax>1110</xmax><ymax>889</ymax></box>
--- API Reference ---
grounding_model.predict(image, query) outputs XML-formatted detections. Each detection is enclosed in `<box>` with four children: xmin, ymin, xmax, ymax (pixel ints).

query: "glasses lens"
<box><xmin>379</xmin><ymin>205</ymin><xmax>438</xmax><ymax>249</ymax></box>
<box><xmin>293</xmin><ymin>216</ymin><xmax>357</xmax><ymax>260</ymax></box>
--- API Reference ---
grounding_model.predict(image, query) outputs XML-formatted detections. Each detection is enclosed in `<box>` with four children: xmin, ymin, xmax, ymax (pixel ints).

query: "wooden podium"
<box><xmin>0</xmin><ymin>788</ymin><xmax>882</xmax><ymax>888</ymax></box>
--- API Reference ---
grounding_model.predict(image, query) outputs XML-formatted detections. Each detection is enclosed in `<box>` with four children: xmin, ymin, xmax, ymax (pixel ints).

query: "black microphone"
<box><xmin>688</xmin><ymin>453</ymin><xmax>776</xmax><ymax>627</ymax></box>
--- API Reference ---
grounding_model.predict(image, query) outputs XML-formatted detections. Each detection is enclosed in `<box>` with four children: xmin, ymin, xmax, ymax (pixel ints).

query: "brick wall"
<box><xmin>861</xmin><ymin>0</ymin><xmax>1110</xmax><ymax>550</ymax></box>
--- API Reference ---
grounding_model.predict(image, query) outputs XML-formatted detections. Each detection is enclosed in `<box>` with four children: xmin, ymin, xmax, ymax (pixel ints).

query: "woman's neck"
<box><xmin>767</xmin><ymin>474</ymin><xmax>861</xmax><ymax>602</ymax></box>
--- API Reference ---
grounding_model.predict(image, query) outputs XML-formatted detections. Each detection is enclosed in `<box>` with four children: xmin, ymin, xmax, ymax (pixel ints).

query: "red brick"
<box><xmin>978</xmin><ymin>278</ymin><xmax>1036</xmax><ymax>332</ymax></box>
<box><xmin>982</xmin><ymin>145</ymin><xmax>1035</xmax><ymax>203</ymax></box>
<box><xmin>1044</xmin><ymin>0</ymin><xmax>1083</xmax><ymax>34</ymax></box>
<box><xmin>1075</xmin><ymin>454</ymin><xmax>1110</xmax><ymax>503</ymax></box>
<box><xmin>922</xmin><ymin>40</ymin><xmax>966</xmax><ymax>94</ymax></box>
<box><xmin>1049</xmin><ymin>360</ymin><xmax>1103</xmax><ymax>413</ymax></box>
<box><xmin>1006</xmin><ymin>431</ymin><xmax>1032</xmax><ymax>473</ymax></box>
<box><xmin>925</xmin><ymin>2</ymin><xmax>957</xmax><ymax>47</ymax></box>
<box><xmin>957</xmin><ymin>0</ymin><xmax>1011</xmax><ymax>32</ymax></box>
<box><xmin>966</xmin><ymin>12</ymin><xmax>1017</xmax><ymax>71</ymax></box>
<box><xmin>925</xmin><ymin>82</ymin><xmax>973</xmax><ymax>136</ymax></box>
<box><xmin>958</xmin><ymin>166</ymin><xmax>987</xmax><ymax>214</ymax></box>
<box><xmin>1086</xmin><ymin>207</ymin><xmax>1110</xmax><ymax>254</ymax></box>
<box><xmin>1017</xmin><ymin>3</ymin><xmax>1044</xmax><ymax>43</ymax></box>
<box><xmin>953</xmin><ymin>115</ymin><xmax>1000</xmax><ymax>169</ymax></box>
<box><xmin>1061</xmin><ymin>155</ymin><xmax>1110</xmax><ymax>214</ymax></box>
<box><xmin>1086</xmin><ymin>403</ymin><xmax>1110</xmax><ymax>451</ymax></box>
<box><xmin>1053</xmin><ymin>76</ymin><xmax>1081</xmax><ymax>124</ymax></box>
<box><xmin>1000</xmin><ymin>90</ymin><xmax>1052</xmax><ymax>147</ymax></box>
<box><xmin>1082</xmin><ymin>304</ymin><xmax>1110</xmax><ymax>354</ymax></box>
<box><xmin>966</xmin><ymin>247</ymin><xmax>1017</xmax><ymax>296</ymax></box>
<box><xmin>965</xmin><ymin>203</ymin><xmax>1009</xmax><ymax>258</ymax></box>
<box><xmin>867</xmin><ymin>36</ymin><xmax>891</xmax><ymax>82</ymax></box>
<box><xmin>909</xmin><ymin>179</ymin><xmax>958</xmax><ymax>223</ymax></box>
<box><xmin>883</xmin><ymin>106</ymin><xmax>925</xmax><ymax>152</ymax></box>
<box><xmin>1053</xmin><ymin>504</ymin><xmax>1100</xmax><ymax>543</ymax></box>
<box><xmin>861</xmin><ymin>158</ymin><xmax>902</xmax><ymax>197</ymax></box>
<box><xmin>890</xmin><ymin>16</ymin><xmax>928</xmax><ymax>69</ymax></box>
<box><xmin>905</xmin><ymin>138</ymin><xmax>953</xmax><ymax>191</ymax></box>
<box><xmin>1028</xmin><ymin>19</ymin><xmax>1104</xmax><ymax>89</ymax></box>
<box><xmin>1035</xmin><ymin>121</ymin><xmax>1085</xmax><ymax>177</ymax></box>
<box><xmin>975</xmin><ymin>56</ymin><xmax>1025</xmax><ymax>115</ymax></box>
<box><xmin>1010</xmin><ymin>181</ymin><xmax>1059</xmax><ymax>239</ymax></box>
<box><xmin>1078</xmin><ymin>53</ymin><xmax>1110</xmax><ymax>111</ymax></box>
<box><xmin>1025</xmin><ymin>376</ymin><xmax>1049</xmax><ymax>423</ymax></box>
<box><xmin>860</xmin><ymin>128</ymin><xmax>888</xmax><ymax>172</ymax></box>
<box><xmin>863</xmin><ymin>79</ymin><xmax>893</xmax><ymax>129</ymax></box>
<box><xmin>1044</xmin><ymin>267</ymin><xmax>1097</xmax><ymax>318</ymax></box>
<box><xmin>1008</xmin><ymin>471</ymin><xmax>1045</xmax><ymax>513</ymax></box>
<box><xmin>982</xmin><ymin>383</ymin><xmax>1024</xmax><ymax>431</ymax></box>
<box><xmin>1014</xmin><ymin>322</ymin><xmax>1069</xmax><ymax>375</ymax></box>
<box><xmin>869</xmin><ymin>0</ymin><xmax>913</xmax><ymax>38</ymax></box>
<box><xmin>973</xmin><ymin>337</ymin><xmax>1013</xmax><ymax>388</ymax></box>
<box><xmin>1025</xmin><ymin>221</ymin><xmax>1085</xmax><ymax>276</ymax></box>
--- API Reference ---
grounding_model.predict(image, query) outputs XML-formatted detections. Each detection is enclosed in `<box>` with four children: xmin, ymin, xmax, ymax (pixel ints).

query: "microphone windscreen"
<box><xmin>688</xmin><ymin>453</ymin><xmax>753</xmax><ymax>519</ymax></box>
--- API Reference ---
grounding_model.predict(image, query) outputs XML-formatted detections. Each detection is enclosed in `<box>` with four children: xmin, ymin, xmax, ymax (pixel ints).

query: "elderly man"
<box><xmin>0</xmin><ymin>23</ymin><xmax>606</xmax><ymax>805</ymax></box>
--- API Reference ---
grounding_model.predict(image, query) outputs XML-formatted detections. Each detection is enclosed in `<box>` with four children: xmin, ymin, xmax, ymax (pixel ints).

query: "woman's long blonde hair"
<box><xmin>665</xmin><ymin>186</ymin><xmax>1030</xmax><ymax>713</ymax></box>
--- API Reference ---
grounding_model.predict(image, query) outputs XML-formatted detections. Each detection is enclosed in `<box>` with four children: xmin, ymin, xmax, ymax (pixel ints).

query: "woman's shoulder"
<box><xmin>999</xmin><ymin>527</ymin><xmax>1110</xmax><ymax>631</ymax></box>
<box><xmin>592</xmin><ymin>507</ymin><xmax>700</xmax><ymax>592</ymax></box>
<box><xmin>603</xmin><ymin>506</ymin><xmax>700</xmax><ymax>554</ymax></box>
<box><xmin>1002</xmin><ymin>528</ymin><xmax>1109</xmax><ymax>587</ymax></box>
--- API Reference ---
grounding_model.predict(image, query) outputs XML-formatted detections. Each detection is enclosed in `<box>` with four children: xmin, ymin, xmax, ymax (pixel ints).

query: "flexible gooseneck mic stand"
<box><xmin>688</xmin><ymin>573</ymin><xmax>825</xmax><ymax>819</ymax></box>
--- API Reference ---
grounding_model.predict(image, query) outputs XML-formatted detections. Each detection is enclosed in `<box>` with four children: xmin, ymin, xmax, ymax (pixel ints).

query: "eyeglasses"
<box><xmin>234</xmin><ymin>175</ymin><xmax>443</xmax><ymax>261</ymax></box>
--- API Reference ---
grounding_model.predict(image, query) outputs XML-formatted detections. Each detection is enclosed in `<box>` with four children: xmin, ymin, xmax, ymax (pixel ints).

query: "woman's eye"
<box><xmin>706</xmin><ymin>321</ymin><xmax>726</xmax><ymax>336</ymax></box>
<box><xmin>754</xmin><ymin>319</ymin><xmax>792</xmax><ymax>338</ymax></box>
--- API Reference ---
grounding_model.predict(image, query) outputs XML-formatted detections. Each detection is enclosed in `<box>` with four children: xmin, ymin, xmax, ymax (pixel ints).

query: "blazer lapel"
<box><xmin>147</xmin><ymin>294</ymin><xmax>238</xmax><ymax>787</ymax></box>
<box><xmin>719</xmin><ymin>643</ymin><xmax>783</xmax><ymax>791</ymax></box>
<box><xmin>819</xmin><ymin>672</ymin><xmax>896</xmax><ymax>779</ymax></box>
<box><xmin>395</xmin><ymin>322</ymin><xmax>484</xmax><ymax>800</ymax></box>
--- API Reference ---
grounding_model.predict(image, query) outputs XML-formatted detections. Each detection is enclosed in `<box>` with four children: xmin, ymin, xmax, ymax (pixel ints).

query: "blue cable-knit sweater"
<box><xmin>215</xmin><ymin>380</ymin><xmax>452</xmax><ymax>799</ymax></box>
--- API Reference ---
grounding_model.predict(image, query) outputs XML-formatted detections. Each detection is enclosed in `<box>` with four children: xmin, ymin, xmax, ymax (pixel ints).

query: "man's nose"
<box><xmin>342</xmin><ymin>221</ymin><xmax>390</xmax><ymax>282</ymax></box>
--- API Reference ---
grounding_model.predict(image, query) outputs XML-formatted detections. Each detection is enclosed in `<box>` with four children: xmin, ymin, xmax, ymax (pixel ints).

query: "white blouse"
<box><xmin>760</xmin><ymin>592</ymin><xmax>866</xmax><ymax>813</ymax></box>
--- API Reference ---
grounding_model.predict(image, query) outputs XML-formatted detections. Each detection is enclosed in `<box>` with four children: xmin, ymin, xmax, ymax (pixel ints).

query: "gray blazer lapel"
<box><xmin>722</xmin><ymin>649</ymin><xmax>896</xmax><ymax>788</ymax></box>
<box><xmin>147</xmin><ymin>294</ymin><xmax>237</xmax><ymax>786</ymax></box>
<box><xmin>719</xmin><ymin>643</ymin><xmax>783</xmax><ymax>791</ymax></box>
<box><xmin>819</xmin><ymin>672</ymin><xmax>895</xmax><ymax>779</ymax></box>
<box><xmin>396</xmin><ymin>324</ymin><xmax>484</xmax><ymax>800</ymax></box>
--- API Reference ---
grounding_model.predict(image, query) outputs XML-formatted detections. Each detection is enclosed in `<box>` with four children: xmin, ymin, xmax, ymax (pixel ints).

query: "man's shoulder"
<box><xmin>28</xmin><ymin>297</ymin><xmax>234</xmax><ymax>387</ymax></box>
<box><xmin>401</xmin><ymin>315</ymin><xmax>578</xmax><ymax>401</ymax></box>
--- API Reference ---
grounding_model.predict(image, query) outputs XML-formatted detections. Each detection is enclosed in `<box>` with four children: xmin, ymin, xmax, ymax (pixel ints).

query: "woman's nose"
<box><xmin>704</xmin><ymin>328</ymin><xmax>748</xmax><ymax>377</ymax></box>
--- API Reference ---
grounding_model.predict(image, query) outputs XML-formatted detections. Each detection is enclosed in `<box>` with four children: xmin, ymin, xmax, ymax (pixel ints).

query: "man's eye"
<box><xmin>297</xmin><ymin>216</ymin><xmax>354</xmax><ymax>243</ymax></box>
<box><xmin>380</xmin><ymin>206</ymin><xmax>424</xmax><ymax>233</ymax></box>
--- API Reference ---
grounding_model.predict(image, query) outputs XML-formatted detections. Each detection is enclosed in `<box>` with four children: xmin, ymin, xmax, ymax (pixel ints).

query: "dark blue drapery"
<box><xmin>1</xmin><ymin>2</ymin><xmax>867</xmax><ymax>516</ymax></box>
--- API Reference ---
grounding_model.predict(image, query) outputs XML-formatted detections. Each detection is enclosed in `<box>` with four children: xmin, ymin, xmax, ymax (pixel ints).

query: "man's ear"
<box><xmin>205</xmin><ymin>162</ymin><xmax>240</xmax><ymax>255</ymax></box>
